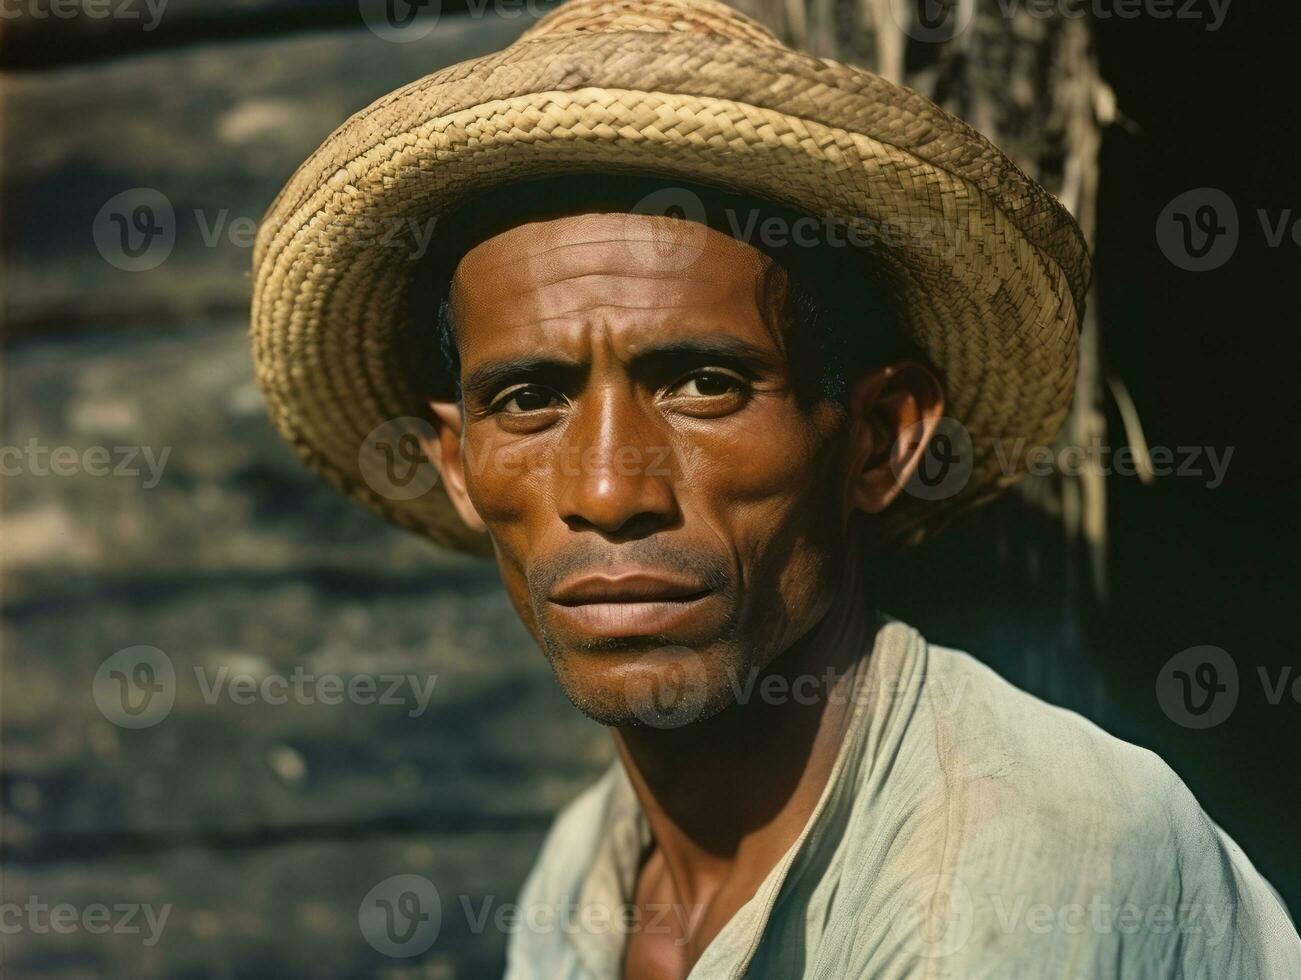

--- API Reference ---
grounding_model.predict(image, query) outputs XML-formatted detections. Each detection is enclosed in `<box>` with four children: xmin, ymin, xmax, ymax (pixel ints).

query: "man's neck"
<box><xmin>612</xmin><ymin>556</ymin><xmax>877</xmax><ymax>951</ymax></box>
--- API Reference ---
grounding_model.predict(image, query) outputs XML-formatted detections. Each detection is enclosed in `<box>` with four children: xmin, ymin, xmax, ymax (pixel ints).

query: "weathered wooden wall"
<box><xmin>4</xmin><ymin>9</ymin><xmax>617</xmax><ymax>978</ymax></box>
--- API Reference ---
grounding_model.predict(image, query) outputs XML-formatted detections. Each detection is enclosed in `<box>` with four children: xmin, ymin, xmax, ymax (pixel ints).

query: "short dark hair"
<box><xmin>427</xmin><ymin>174</ymin><xmax>917</xmax><ymax>408</ymax></box>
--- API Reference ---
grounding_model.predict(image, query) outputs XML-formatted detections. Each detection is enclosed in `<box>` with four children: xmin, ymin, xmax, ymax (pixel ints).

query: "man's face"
<box><xmin>431</xmin><ymin>213</ymin><xmax>867</xmax><ymax>727</ymax></box>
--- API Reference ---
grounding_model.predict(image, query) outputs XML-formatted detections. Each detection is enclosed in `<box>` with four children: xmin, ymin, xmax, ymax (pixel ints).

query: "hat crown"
<box><xmin>520</xmin><ymin>0</ymin><xmax>782</xmax><ymax>47</ymax></box>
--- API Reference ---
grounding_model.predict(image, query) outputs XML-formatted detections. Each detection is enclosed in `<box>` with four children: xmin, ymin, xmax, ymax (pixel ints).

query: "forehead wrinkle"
<box><xmin>453</xmin><ymin>254</ymin><xmax>759</xmax><ymax>330</ymax></box>
<box><xmin>490</xmin><ymin>304</ymin><xmax>769</xmax><ymax>358</ymax></box>
<box><xmin>456</xmin><ymin>213</ymin><xmax>772</xmax><ymax>279</ymax></box>
<box><xmin>469</xmin><ymin>243</ymin><xmax>767</xmax><ymax>291</ymax></box>
<box><xmin>522</xmin><ymin>303</ymin><xmax>740</xmax><ymax>330</ymax></box>
<box><xmin>487</xmin><ymin>236</ymin><xmax>765</xmax><ymax>272</ymax></box>
<box><xmin>528</xmin><ymin>271</ymin><xmax>755</xmax><ymax>322</ymax></box>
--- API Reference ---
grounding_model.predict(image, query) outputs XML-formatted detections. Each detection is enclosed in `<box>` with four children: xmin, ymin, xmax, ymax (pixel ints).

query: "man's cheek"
<box><xmin>679</xmin><ymin>426</ymin><xmax>822</xmax><ymax>503</ymax></box>
<box><xmin>464</xmin><ymin>435</ymin><xmax>552</xmax><ymax>525</ymax></box>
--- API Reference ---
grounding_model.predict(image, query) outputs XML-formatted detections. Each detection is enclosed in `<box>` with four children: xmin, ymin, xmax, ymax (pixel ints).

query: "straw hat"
<box><xmin>251</xmin><ymin>0</ymin><xmax>1089</xmax><ymax>557</ymax></box>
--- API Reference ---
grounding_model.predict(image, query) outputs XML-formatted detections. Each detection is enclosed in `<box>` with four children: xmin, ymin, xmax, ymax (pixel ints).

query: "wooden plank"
<box><xmin>3</xmin><ymin>14</ymin><xmax>534</xmax><ymax>337</ymax></box>
<box><xmin>2</xmin><ymin>829</ymin><xmax>548</xmax><ymax>977</ymax></box>
<box><xmin>2</xmin><ymin>317</ymin><xmax>610</xmax><ymax>857</ymax></box>
<box><xmin>0</xmin><ymin>1</ymin><xmax>559</xmax><ymax>70</ymax></box>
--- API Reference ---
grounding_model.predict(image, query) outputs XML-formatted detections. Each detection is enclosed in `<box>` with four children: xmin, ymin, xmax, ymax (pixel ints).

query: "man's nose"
<box><xmin>556</xmin><ymin>394</ymin><xmax>678</xmax><ymax>540</ymax></box>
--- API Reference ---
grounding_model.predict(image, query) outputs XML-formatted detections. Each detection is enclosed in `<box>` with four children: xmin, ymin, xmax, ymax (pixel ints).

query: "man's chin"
<box><xmin>546</xmin><ymin>643</ymin><xmax>742</xmax><ymax>730</ymax></box>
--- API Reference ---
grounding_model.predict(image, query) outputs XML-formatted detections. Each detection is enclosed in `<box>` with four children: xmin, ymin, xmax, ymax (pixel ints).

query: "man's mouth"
<box><xmin>547</xmin><ymin>569</ymin><xmax>715</xmax><ymax>638</ymax></box>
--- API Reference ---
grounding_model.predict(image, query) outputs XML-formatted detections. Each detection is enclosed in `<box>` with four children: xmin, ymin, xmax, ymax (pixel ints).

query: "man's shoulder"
<box><xmin>908</xmin><ymin>641</ymin><xmax>1296</xmax><ymax>915</ymax></box>
<box><xmin>889</xmin><ymin>638</ymin><xmax>1300</xmax><ymax>972</ymax></box>
<box><xmin>922</xmin><ymin>640</ymin><xmax>1186</xmax><ymax>815</ymax></box>
<box><xmin>899</xmin><ymin>638</ymin><xmax>1229</xmax><ymax>877</ymax></box>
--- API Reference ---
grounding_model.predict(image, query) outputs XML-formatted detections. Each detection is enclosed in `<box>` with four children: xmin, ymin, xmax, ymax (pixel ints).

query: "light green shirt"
<box><xmin>505</xmin><ymin>618</ymin><xmax>1300</xmax><ymax>978</ymax></box>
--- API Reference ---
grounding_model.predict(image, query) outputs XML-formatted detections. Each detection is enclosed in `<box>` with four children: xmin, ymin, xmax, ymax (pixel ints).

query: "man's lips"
<box><xmin>549</xmin><ymin>570</ymin><xmax>710</xmax><ymax>606</ymax></box>
<box><xmin>547</xmin><ymin>569</ymin><xmax>715</xmax><ymax>638</ymax></box>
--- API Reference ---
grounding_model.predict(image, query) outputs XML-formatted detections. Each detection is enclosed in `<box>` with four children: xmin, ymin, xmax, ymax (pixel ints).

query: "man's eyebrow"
<box><xmin>627</xmin><ymin>336</ymin><xmax>775</xmax><ymax>367</ymax></box>
<box><xmin>462</xmin><ymin>356</ymin><xmax>582</xmax><ymax>400</ymax></box>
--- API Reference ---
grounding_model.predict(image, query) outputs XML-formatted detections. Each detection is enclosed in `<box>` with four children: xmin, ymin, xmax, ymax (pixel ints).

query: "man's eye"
<box><xmin>670</xmin><ymin>370</ymin><xmax>745</xmax><ymax>398</ymax></box>
<box><xmin>494</xmin><ymin>385</ymin><xmax>560</xmax><ymax>414</ymax></box>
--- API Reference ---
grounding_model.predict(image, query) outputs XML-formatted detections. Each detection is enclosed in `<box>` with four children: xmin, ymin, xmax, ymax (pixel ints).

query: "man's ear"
<box><xmin>422</xmin><ymin>399</ymin><xmax>488</xmax><ymax>534</ymax></box>
<box><xmin>845</xmin><ymin>361</ymin><xmax>945</xmax><ymax>515</ymax></box>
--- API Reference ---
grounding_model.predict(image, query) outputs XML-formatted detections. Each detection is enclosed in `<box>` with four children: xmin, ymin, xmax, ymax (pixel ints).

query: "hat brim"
<box><xmin>251</xmin><ymin>28</ymin><xmax>1088</xmax><ymax>557</ymax></box>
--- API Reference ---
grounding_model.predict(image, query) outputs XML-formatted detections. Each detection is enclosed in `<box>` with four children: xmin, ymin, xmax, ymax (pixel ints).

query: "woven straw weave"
<box><xmin>251</xmin><ymin>0</ymin><xmax>1089</xmax><ymax>556</ymax></box>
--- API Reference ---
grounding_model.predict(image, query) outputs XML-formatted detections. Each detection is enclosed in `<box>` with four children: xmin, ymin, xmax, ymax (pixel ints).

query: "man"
<box><xmin>250</xmin><ymin>1</ymin><xmax>1299</xmax><ymax>976</ymax></box>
